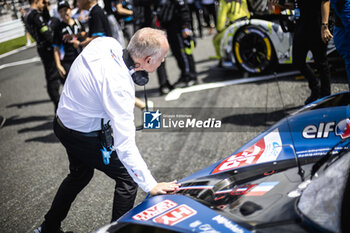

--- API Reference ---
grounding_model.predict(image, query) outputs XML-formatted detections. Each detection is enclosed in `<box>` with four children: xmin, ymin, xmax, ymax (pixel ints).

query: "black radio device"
<box><xmin>122</xmin><ymin>49</ymin><xmax>149</xmax><ymax>86</ymax></box>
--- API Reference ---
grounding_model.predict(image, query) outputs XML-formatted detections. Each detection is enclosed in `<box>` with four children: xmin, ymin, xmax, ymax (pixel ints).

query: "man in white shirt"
<box><xmin>35</xmin><ymin>28</ymin><xmax>179</xmax><ymax>233</ymax></box>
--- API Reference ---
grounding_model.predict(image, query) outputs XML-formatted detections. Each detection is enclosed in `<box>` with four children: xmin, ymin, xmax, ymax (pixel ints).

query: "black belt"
<box><xmin>56</xmin><ymin>116</ymin><xmax>100</xmax><ymax>137</ymax></box>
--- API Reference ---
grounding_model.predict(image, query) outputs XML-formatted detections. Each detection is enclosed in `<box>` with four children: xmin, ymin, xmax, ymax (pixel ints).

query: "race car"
<box><xmin>95</xmin><ymin>91</ymin><xmax>350</xmax><ymax>233</ymax></box>
<box><xmin>219</xmin><ymin>11</ymin><xmax>337</xmax><ymax>74</ymax></box>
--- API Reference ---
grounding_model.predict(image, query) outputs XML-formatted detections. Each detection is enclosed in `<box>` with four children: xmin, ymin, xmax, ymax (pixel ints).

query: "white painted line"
<box><xmin>0</xmin><ymin>42</ymin><xmax>36</xmax><ymax>59</ymax></box>
<box><xmin>165</xmin><ymin>70</ymin><xmax>300</xmax><ymax>101</ymax></box>
<box><xmin>0</xmin><ymin>56</ymin><xmax>40</xmax><ymax>70</ymax></box>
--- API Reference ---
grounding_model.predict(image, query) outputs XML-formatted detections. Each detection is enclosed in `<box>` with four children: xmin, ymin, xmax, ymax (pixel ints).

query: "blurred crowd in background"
<box><xmin>1</xmin><ymin>0</ymin><xmax>349</xmax><ymax>114</ymax></box>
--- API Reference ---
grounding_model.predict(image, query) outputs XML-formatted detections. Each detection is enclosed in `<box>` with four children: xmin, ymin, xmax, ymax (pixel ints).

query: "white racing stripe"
<box><xmin>0</xmin><ymin>56</ymin><xmax>40</xmax><ymax>70</ymax></box>
<box><xmin>165</xmin><ymin>70</ymin><xmax>300</xmax><ymax>101</ymax></box>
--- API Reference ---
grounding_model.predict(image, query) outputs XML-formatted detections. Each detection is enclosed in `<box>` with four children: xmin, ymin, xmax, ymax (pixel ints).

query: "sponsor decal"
<box><xmin>214</xmin><ymin>182</ymin><xmax>276</xmax><ymax>200</ymax></box>
<box><xmin>153</xmin><ymin>204</ymin><xmax>196</xmax><ymax>226</ymax></box>
<box><xmin>297</xmin><ymin>147</ymin><xmax>333</xmax><ymax>157</ymax></box>
<box><xmin>143</xmin><ymin>110</ymin><xmax>162</xmax><ymax>129</ymax></box>
<box><xmin>190</xmin><ymin>221</ymin><xmax>220</xmax><ymax>233</ymax></box>
<box><xmin>212</xmin><ymin>215</ymin><xmax>244</xmax><ymax>233</ymax></box>
<box><xmin>198</xmin><ymin>224</ymin><xmax>220</xmax><ymax>233</ymax></box>
<box><xmin>231</xmin><ymin>184</ymin><xmax>257</xmax><ymax>195</ymax></box>
<box><xmin>245</xmin><ymin>181</ymin><xmax>279</xmax><ymax>196</ymax></box>
<box><xmin>302</xmin><ymin>118</ymin><xmax>350</xmax><ymax>139</ymax></box>
<box><xmin>335</xmin><ymin>118</ymin><xmax>350</xmax><ymax>139</ymax></box>
<box><xmin>132</xmin><ymin>200</ymin><xmax>177</xmax><ymax>221</ymax></box>
<box><xmin>211</xmin><ymin>130</ymin><xmax>282</xmax><ymax>174</ymax></box>
<box><xmin>189</xmin><ymin>220</ymin><xmax>202</xmax><ymax>228</ymax></box>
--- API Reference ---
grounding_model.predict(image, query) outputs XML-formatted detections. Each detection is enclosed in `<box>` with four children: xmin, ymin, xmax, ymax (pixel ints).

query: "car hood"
<box><xmin>98</xmin><ymin>194</ymin><xmax>252</xmax><ymax>233</ymax></box>
<box><xmin>180</xmin><ymin>92</ymin><xmax>350</xmax><ymax>183</ymax></box>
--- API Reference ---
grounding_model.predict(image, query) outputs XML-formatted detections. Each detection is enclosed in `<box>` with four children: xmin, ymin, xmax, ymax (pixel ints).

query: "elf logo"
<box><xmin>302</xmin><ymin>118</ymin><xmax>350</xmax><ymax>139</ymax></box>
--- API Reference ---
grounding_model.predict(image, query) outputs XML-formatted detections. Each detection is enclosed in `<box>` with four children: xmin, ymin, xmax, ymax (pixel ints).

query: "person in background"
<box><xmin>68</xmin><ymin>0</ymin><xmax>111</xmax><ymax>49</ymax></box>
<box><xmin>330</xmin><ymin>0</ymin><xmax>350</xmax><ymax>89</ymax></box>
<box><xmin>133</xmin><ymin>0</ymin><xmax>173</xmax><ymax>95</ymax></box>
<box><xmin>34</xmin><ymin>27</ymin><xmax>179</xmax><ymax>233</ymax></box>
<box><xmin>24</xmin><ymin>0</ymin><xmax>61</xmax><ymax>111</ymax></box>
<box><xmin>117</xmin><ymin>0</ymin><xmax>134</xmax><ymax>43</ymax></box>
<box><xmin>20</xmin><ymin>7</ymin><xmax>32</xmax><ymax>46</ymax></box>
<box><xmin>187</xmin><ymin>0</ymin><xmax>203</xmax><ymax>38</ymax></box>
<box><xmin>213</xmin><ymin>0</ymin><xmax>250</xmax><ymax>65</ymax></box>
<box><xmin>71</xmin><ymin>0</ymin><xmax>89</xmax><ymax>31</ymax></box>
<box><xmin>158</xmin><ymin>0</ymin><xmax>198</xmax><ymax>88</ymax></box>
<box><xmin>103</xmin><ymin>0</ymin><xmax>131</xmax><ymax>47</ymax></box>
<box><xmin>201</xmin><ymin>0</ymin><xmax>217</xmax><ymax>35</ymax></box>
<box><xmin>53</xmin><ymin>0</ymin><xmax>86</xmax><ymax>82</ymax></box>
<box><xmin>271</xmin><ymin>0</ymin><xmax>332</xmax><ymax>105</ymax></box>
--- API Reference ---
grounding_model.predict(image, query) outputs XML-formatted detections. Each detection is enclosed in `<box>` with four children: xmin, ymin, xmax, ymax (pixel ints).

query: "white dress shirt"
<box><xmin>57</xmin><ymin>37</ymin><xmax>157</xmax><ymax>193</ymax></box>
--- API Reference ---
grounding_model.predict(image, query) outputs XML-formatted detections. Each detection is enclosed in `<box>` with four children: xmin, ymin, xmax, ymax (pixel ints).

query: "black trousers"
<box><xmin>43</xmin><ymin>118</ymin><xmax>137</xmax><ymax>231</ymax></box>
<box><xmin>188</xmin><ymin>2</ymin><xmax>203</xmax><ymax>37</ymax></box>
<box><xmin>166</xmin><ymin>26</ymin><xmax>197</xmax><ymax>81</ymax></box>
<box><xmin>292</xmin><ymin>26</ymin><xmax>331</xmax><ymax>97</ymax></box>
<box><xmin>37</xmin><ymin>46</ymin><xmax>61</xmax><ymax>109</ymax></box>
<box><xmin>201</xmin><ymin>3</ymin><xmax>216</xmax><ymax>28</ymax></box>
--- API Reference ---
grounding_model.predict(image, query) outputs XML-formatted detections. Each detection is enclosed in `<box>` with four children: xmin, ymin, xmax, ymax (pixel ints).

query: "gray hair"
<box><xmin>127</xmin><ymin>28</ymin><xmax>167</xmax><ymax>62</ymax></box>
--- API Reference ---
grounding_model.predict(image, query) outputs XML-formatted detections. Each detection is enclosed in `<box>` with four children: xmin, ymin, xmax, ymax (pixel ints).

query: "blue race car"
<box><xmin>96</xmin><ymin>92</ymin><xmax>350</xmax><ymax>233</ymax></box>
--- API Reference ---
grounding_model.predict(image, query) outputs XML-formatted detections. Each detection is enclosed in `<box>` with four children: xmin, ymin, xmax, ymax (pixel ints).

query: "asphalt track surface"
<box><xmin>0</xmin><ymin>30</ymin><xmax>348</xmax><ymax>233</ymax></box>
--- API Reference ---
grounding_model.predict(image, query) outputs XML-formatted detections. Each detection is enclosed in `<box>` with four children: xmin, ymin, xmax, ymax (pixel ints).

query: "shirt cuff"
<box><xmin>142</xmin><ymin>178</ymin><xmax>158</xmax><ymax>193</ymax></box>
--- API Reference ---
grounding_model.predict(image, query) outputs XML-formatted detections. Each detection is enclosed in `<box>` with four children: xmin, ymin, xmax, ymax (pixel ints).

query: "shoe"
<box><xmin>174</xmin><ymin>76</ymin><xmax>198</xmax><ymax>88</ymax></box>
<box><xmin>304</xmin><ymin>93</ymin><xmax>320</xmax><ymax>105</ymax></box>
<box><xmin>34</xmin><ymin>225</ymin><xmax>42</xmax><ymax>233</ymax></box>
<box><xmin>0</xmin><ymin>116</ymin><xmax>6</xmax><ymax>129</ymax></box>
<box><xmin>217</xmin><ymin>60</ymin><xmax>223</xmax><ymax>68</ymax></box>
<box><xmin>159</xmin><ymin>84</ymin><xmax>173</xmax><ymax>95</ymax></box>
<box><xmin>173</xmin><ymin>78</ymin><xmax>188</xmax><ymax>88</ymax></box>
<box><xmin>186</xmin><ymin>79</ymin><xmax>198</xmax><ymax>87</ymax></box>
<box><xmin>34</xmin><ymin>224</ymin><xmax>72</xmax><ymax>233</ymax></box>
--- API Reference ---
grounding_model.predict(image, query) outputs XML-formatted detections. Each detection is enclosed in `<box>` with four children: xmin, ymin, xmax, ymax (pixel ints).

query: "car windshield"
<box><xmin>297</xmin><ymin>149</ymin><xmax>350</xmax><ymax>233</ymax></box>
<box><xmin>292</xmin><ymin>92</ymin><xmax>350</xmax><ymax>116</ymax></box>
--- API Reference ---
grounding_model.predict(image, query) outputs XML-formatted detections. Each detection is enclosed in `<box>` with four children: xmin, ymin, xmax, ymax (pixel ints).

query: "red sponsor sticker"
<box><xmin>212</xmin><ymin>138</ymin><xmax>265</xmax><ymax>174</ymax></box>
<box><xmin>132</xmin><ymin>200</ymin><xmax>178</xmax><ymax>221</ymax></box>
<box><xmin>153</xmin><ymin>205</ymin><xmax>196</xmax><ymax>226</ymax></box>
